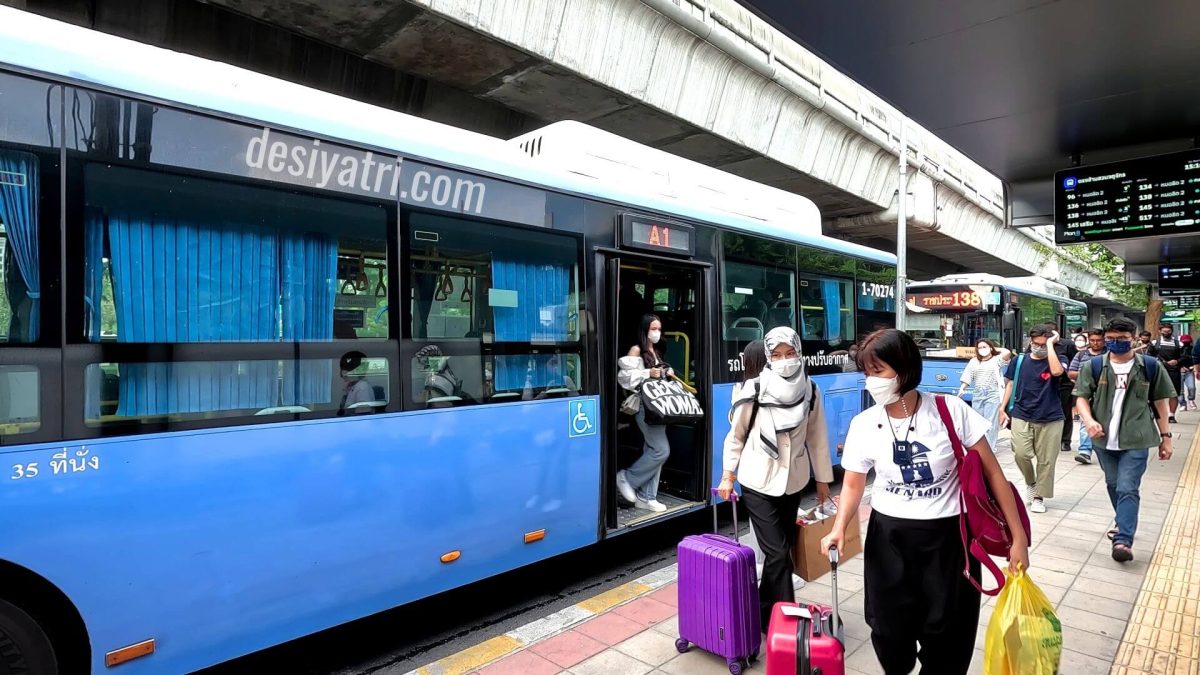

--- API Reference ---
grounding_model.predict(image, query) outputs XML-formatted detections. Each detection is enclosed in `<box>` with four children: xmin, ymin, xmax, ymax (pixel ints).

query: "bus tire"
<box><xmin>0</xmin><ymin>597</ymin><xmax>58</xmax><ymax>675</ymax></box>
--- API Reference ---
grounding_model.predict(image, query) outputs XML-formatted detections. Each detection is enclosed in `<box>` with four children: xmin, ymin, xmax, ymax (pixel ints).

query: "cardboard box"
<box><xmin>792</xmin><ymin>506</ymin><xmax>862</xmax><ymax>582</ymax></box>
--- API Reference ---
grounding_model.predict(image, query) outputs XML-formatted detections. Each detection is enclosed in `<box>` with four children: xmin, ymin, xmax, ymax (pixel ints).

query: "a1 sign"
<box><xmin>620</xmin><ymin>214</ymin><xmax>695</xmax><ymax>256</ymax></box>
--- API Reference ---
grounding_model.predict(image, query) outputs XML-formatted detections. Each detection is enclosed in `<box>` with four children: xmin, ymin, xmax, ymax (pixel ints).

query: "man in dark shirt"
<box><xmin>1000</xmin><ymin>325</ymin><xmax>1066</xmax><ymax>513</ymax></box>
<box><xmin>1055</xmin><ymin>335</ymin><xmax>1079</xmax><ymax>452</ymax></box>
<box><xmin>1148</xmin><ymin>324</ymin><xmax>1185</xmax><ymax>423</ymax></box>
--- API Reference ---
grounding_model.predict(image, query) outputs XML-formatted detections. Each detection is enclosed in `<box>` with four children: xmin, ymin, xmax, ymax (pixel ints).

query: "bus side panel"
<box><xmin>0</xmin><ymin>398</ymin><xmax>601</xmax><ymax>674</ymax></box>
<box><xmin>710</xmin><ymin>373</ymin><xmax>862</xmax><ymax>491</ymax></box>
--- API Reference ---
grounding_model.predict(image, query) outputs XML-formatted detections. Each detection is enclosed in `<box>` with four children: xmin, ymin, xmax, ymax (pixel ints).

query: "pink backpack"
<box><xmin>935</xmin><ymin>395</ymin><xmax>1032</xmax><ymax>596</ymax></box>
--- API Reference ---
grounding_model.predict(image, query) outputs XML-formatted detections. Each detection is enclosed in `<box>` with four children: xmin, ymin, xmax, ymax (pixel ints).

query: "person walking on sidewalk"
<box><xmin>717</xmin><ymin>327</ymin><xmax>832</xmax><ymax>628</ymax></box>
<box><xmin>1056</xmin><ymin>329</ymin><xmax>1080</xmax><ymax>453</ymax></box>
<box><xmin>1072</xmin><ymin>317</ymin><xmax>1176</xmax><ymax>563</ymax></box>
<box><xmin>999</xmin><ymin>325</ymin><xmax>1066</xmax><ymax>514</ymax></box>
<box><xmin>957</xmin><ymin>339</ymin><xmax>1012</xmax><ymax>452</ymax></box>
<box><xmin>821</xmin><ymin>329</ymin><xmax>1029</xmax><ymax>675</ymax></box>
<box><xmin>1148</xmin><ymin>323</ymin><xmax>1185</xmax><ymax>423</ymax></box>
<box><xmin>1178</xmin><ymin>334</ymin><xmax>1195</xmax><ymax>411</ymax></box>
<box><xmin>1068</xmin><ymin>329</ymin><xmax>1107</xmax><ymax>464</ymax></box>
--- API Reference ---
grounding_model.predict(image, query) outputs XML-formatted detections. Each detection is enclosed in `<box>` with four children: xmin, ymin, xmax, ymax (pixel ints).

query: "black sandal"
<box><xmin>1112</xmin><ymin>543</ymin><xmax>1134</xmax><ymax>562</ymax></box>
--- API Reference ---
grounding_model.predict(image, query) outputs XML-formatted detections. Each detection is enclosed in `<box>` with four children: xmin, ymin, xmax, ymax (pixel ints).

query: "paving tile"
<box><xmin>649</xmin><ymin>615</ymin><xmax>678</xmax><ymax>638</ymax></box>
<box><xmin>530</xmin><ymin>630</ymin><xmax>608</xmax><ymax>669</ymax></box>
<box><xmin>1056</xmin><ymin>604</ymin><xmax>1131</xmax><ymax>639</ymax></box>
<box><xmin>1031</xmin><ymin>552</ymin><xmax>1086</xmax><ymax>575</ymax></box>
<box><xmin>966</xmin><ymin>648</ymin><xmax>985</xmax><ymax>675</ymax></box>
<box><xmin>568</xmin><ymin>648</ymin><xmax>652</xmax><ymax>675</ymax></box>
<box><xmin>613</xmin><ymin>597</ymin><xmax>675</xmax><ymax>628</ymax></box>
<box><xmin>646</xmin><ymin>583</ymin><xmax>678</xmax><ymax>608</ymax></box>
<box><xmin>1087</xmin><ymin>550</ymin><xmax>1151</xmax><ymax>574</ymax></box>
<box><xmin>1033</xmin><ymin>542</ymin><xmax>1093</xmax><ymax>562</ymax></box>
<box><xmin>613</xmin><ymin>629</ymin><xmax>682</xmax><ymax>667</ymax></box>
<box><xmin>575</xmin><ymin>611</ymin><xmax>647</xmax><ymax>646</ymax></box>
<box><xmin>658</xmin><ymin>649</ymin><xmax>741</xmax><ymax>675</ymax></box>
<box><xmin>844</xmin><ymin>640</ymin><xmax>884</xmax><ymax>674</ymax></box>
<box><xmin>1024</xmin><ymin>567</ymin><xmax>1078</xmax><ymax>589</ymax></box>
<box><xmin>1061</xmin><ymin>624</ymin><xmax>1121</xmax><ymax>661</ymax></box>
<box><xmin>1077</xmin><ymin>564</ymin><xmax>1151</xmax><ymax>589</ymax></box>
<box><xmin>836</xmin><ymin>609</ymin><xmax>873</xmax><ymax>643</ymax></box>
<box><xmin>476</xmin><ymin>649</ymin><xmax>562</xmax><ymax>675</ymax></box>
<box><xmin>1060</xmin><ymin>589</ymin><xmax>1136</xmax><ymax>621</ymax></box>
<box><xmin>1060</xmin><ymin>647</ymin><xmax>1123</xmax><ymax>674</ymax></box>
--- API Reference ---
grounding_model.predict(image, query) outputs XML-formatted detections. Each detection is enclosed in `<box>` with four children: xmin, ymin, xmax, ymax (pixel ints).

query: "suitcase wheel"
<box><xmin>674</xmin><ymin>638</ymin><xmax>689</xmax><ymax>654</ymax></box>
<box><xmin>726</xmin><ymin>659</ymin><xmax>743</xmax><ymax>675</ymax></box>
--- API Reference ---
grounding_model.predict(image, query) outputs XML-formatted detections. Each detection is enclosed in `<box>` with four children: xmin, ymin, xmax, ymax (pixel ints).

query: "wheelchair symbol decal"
<box><xmin>569</xmin><ymin>399</ymin><xmax>598</xmax><ymax>438</ymax></box>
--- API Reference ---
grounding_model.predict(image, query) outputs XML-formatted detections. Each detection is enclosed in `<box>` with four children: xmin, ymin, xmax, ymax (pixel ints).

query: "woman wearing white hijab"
<box><xmin>717</xmin><ymin>326</ymin><xmax>833</xmax><ymax>627</ymax></box>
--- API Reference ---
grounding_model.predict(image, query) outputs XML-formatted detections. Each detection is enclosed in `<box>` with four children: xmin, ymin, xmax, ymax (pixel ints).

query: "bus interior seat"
<box><xmin>254</xmin><ymin>405</ymin><xmax>312</xmax><ymax>416</ymax></box>
<box><xmin>724</xmin><ymin>317</ymin><xmax>764</xmax><ymax>342</ymax></box>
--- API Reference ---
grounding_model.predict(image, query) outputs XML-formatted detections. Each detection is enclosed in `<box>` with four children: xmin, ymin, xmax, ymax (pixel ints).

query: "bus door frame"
<box><xmin>594</xmin><ymin>247</ymin><xmax>713</xmax><ymax>537</ymax></box>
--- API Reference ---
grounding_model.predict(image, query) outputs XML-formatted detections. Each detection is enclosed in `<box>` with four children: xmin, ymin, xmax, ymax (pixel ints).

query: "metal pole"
<box><xmin>895</xmin><ymin>124</ymin><xmax>908</xmax><ymax>331</ymax></box>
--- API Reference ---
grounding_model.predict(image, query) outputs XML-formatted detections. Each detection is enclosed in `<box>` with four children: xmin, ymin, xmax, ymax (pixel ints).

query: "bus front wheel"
<box><xmin>0</xmin><ymin>597</ymin><xmax>58</xmax><ymax>675</ymax></box>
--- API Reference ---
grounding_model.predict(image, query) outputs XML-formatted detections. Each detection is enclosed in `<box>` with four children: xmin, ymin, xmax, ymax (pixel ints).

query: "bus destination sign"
<box><xmin>620</xmin><ymin>214</ymin><xmax>695</xmax><ymax>256</ymax></box>
<box><xmin>907</xmin><ymin>290</ymin><xmax>984</xmax><ymax>311</ymax></box>
<box><xmin>1055</xmin><ymin>148</ymin><xmax>1200</xmax><ymax>245</ymax></box>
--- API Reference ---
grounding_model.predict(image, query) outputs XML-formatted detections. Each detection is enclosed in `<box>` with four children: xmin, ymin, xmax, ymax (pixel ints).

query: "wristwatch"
<box><xmin>1160</xmin><ymin>432</ymin><xmax>1173</xmax><ymax>438</ymax></box>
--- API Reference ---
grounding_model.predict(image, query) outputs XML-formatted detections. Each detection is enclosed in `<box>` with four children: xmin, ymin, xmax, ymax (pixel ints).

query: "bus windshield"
<box><xmin>905</xmin><ymin>284</ymin><xmax>1003</xmax><ymax>357</ymax></box>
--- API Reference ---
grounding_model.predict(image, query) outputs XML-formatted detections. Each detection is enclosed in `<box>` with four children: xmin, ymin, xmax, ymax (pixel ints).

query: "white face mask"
<box><xmin>1074</xmin><ymin>338</ymin><xmax>1087</xmax><ymax>349</ymax></box>
<box><xmin>865</xmin><ymin>375</ymin><xmax>901</xmax><ymax>406</ymax></box>
<box><xmin>648</xmin><ymin>330</ymin><xmax>661</xmax><ymax>344</ymax></box>
<box><xmin>772</xmin><ymin>357</ymin><xmax>802</xmax><ymax>378</ymax></box>
<box><xmin>977</xmin><ymin>346</ymin><xmax>992</xmax><ymax>358</ymax></box>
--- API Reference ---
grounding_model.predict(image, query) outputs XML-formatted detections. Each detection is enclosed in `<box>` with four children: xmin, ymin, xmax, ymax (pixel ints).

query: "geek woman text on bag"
<box><xmin>820</xmin><ymin>329</ymin><xmax>1030</xmax><ymax>675</ymax></box>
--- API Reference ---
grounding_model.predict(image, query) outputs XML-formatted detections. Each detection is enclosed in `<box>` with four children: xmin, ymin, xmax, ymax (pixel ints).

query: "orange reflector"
<box><xmin>105</xmin><ymin>639</ymin><xmax>155</xmax><ymax>667</ymax></box>
<box><xmin>524</xmin><ymin>529</ymin><xmax>546</xmax><ymax>544</ymax></box>
<box><xmin>440</xmin><ymin>551</ymin><xmax>461</xmax><ymax>563</ymax></box>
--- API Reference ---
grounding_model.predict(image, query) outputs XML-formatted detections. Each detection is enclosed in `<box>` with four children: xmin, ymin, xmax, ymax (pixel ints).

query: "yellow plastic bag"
<box><xmin>983</xmin><ymin>568</ymin><xmax>1063</xmax><ymax>675</ymax></box>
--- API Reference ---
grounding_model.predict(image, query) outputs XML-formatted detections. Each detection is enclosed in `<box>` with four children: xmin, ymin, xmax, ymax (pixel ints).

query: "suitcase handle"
<box><xmin>828</xmin><ymin>548</ymin><xmax>840</xmax><ymax>639</ymax></box>
<box><xmin>709</xmin><ymin>488</ymin><xmax>740</xmax><ymax>537</ymax></box>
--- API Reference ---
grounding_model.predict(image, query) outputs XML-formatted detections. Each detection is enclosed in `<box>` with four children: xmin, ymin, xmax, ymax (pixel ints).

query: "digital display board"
<box><xmin>907</xmin><ymin>290</ymin><xmax>985</xmax><ymax>311</ymax></box>
<box><xmin>1164</xmin><ymin>295</ymin><xmax>1200</xmax><ymax>310</ymax></box>
<box><xmin>1055</xmin><ymin>148</ymin><xmax>1200</xmax><ymax>244</ymax></box>
<box><xmin>1159</xmin><ymin>264</ymin><xmax>1200</xmax><ymax>291</ymax></box>
<box><xmin>620</xmin><ymin>215</ymin><xmax>694</xmax><ymax>255</ymax></box>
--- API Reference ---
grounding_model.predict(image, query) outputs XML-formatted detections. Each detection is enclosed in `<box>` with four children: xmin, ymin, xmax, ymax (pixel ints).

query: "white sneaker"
<box><xmin>1025</xmin><ymin>485</ymin><xmax>1037</xmax><ymax>505</ymax></box>
<box><xmin>1030</xmin><ymin>498</ymin><xmax>1047</xmax><ymax>514</ymax></box>
<box><xmin>635</xmin><ymin>498</ymin><xmax>667</xmax><ymax>513</ymax></box>
<box><xmin>616</xmin><ymin>471</ymin><xmax>637</xmax><ymax>503</ymax></box>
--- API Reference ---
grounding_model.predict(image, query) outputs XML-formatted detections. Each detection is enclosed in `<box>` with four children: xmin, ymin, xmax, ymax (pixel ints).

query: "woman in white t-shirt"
<box><xmin>957</xmin><ymin>339</ymin><xmax>1012</xmax><ymax>451</ymax></box>
<box><xmin>821</xmin><ymin>329</ymin><xmax>1029</xmax><ymax>675</ymax></box>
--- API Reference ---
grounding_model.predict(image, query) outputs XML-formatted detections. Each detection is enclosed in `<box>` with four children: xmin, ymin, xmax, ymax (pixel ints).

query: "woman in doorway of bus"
<box><xmin>717</xmin><ymin>327</ymin><xmax>832</xmax><ymax>628</ymax></box>
<box><xmin>957</xmin><ymin>339</ymin><xmax>1012</xmax><ymax>451</ymax></box>
<box><xmin>821</xmin><ymin>329</ymin><xmax>1029</xmax><ymax>675</ymax></box>
<box><xmin>616</xmin><ymin>314</ymin><xmax>675</xmax><ymax>513</ymax></box>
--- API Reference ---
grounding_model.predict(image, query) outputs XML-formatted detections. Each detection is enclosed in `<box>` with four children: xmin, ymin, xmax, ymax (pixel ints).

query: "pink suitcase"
<box><xmin>675</xmin><ymin>490</ymin><xmax>761</xmax><ymax>675</ymax></box>
<box><xmin>765</xmin><ymin>548</ymin><xmax>845</xmax><ymax>675</ymax></box>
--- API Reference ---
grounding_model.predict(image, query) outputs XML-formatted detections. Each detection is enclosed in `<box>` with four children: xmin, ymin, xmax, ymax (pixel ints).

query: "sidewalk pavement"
<box><xmin>411</xmin><ymin>412</ymin><xmax>1199</xmax><ymax>675</ymax></box>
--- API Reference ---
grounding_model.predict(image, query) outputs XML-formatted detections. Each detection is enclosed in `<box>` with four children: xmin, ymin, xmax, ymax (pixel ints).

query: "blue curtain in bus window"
<box><xmin>821</xmin><ymin>279</ymin><xmax>842</xmax><ymax>341</ymax></box>
<box><xmin>492</xmin><ymin>258</ymin><xmax>570</xmax><ymax>342</ymax></box>
<box><xmin>83</xmin><ymin>208</ymin><xmax>104</xmax><ymax>342</ymax></box>
<box><xmin>107</xmin><ymin>213</ymin><xmax>281</xmax><ymax>416</ymax></box>
<box><xmin>279</xmin><ymin>232</ymin><xmax>337</xmax><ymax>406</ymax></box>
<box><xmin>493</xmin><ymin>354</ymin><xmax>575</xmax><ymax>393</ymax></box>
<box><xmin>0</xmin><ymin>150</ymin><xmax>40</xmax><ymax>342</ymax></box>
<box><xmin>116</xmin><ymin>361</ymin><xmax>278</xmax><ymax>417</ymax></box>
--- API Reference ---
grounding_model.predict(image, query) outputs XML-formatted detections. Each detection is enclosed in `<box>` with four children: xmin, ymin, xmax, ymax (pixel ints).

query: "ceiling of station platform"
<box><xmin>742</xmin><ymin>0</ymin><xmax>1200</xmax><ymax>266</ymax></box>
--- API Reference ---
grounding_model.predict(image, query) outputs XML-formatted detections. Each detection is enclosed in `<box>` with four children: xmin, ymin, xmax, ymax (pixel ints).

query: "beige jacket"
<box><xmin>722</xmin><ymin>385</ymin><xmax>833</xmax><ymax>497</ymax></box>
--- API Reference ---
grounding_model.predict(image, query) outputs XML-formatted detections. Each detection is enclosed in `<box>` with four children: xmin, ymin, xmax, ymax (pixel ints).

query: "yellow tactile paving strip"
<box><xmin>1111</xmin><ymin>431</ymin><xmax>1200</xmax><ymax>675</ymax></box>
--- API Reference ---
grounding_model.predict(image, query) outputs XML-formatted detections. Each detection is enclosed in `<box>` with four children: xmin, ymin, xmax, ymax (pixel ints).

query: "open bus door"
<box><xmin>600</xmin><ymin>250</ymin><xmax>711</xmax><ymax>533</ymax></box>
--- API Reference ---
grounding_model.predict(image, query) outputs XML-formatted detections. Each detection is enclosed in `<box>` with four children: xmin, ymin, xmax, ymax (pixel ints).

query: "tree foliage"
<box><xmin>1040</xmin><ymin>243</ymin><xmax>1149</xmax><ymax>310</ymax></box>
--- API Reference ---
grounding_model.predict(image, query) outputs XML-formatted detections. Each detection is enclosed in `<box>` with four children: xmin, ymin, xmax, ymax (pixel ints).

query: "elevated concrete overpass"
<box><xmin>8</xmin><ymin>0</ymin><xmax>1117</xmax><ymax>301</ymax></box>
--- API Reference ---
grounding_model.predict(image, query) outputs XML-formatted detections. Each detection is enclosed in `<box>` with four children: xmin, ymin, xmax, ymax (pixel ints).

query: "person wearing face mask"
<box><xmin>998</xmin><ymin>325</ymin><xmax>1065</xmax><ymax>514</ymax></box>
<box><xmin>1178</xmin><ymin>334</ymin><xmax>1195</xmax><ymax>411</ymax></box>
<box><xmin>821</xmin><ymin>329</ymin><xmax>1029</xmax><ymax>674</ymax></box>
<box><xmin>1068</xmin><ymin>329</ymin><xmax>1108</xmax><ymax>464</ymax></box>
<box><xmin>616</xmin><ymin>314</ymin><xmax>675</xmax><ymax>512</ymax></box>
<box><xmin>717</xmin><ymin>326</ymin><xmax>831</xmax><ymax>628</ymax></box>
<box><xmin>957</xmin><ymin>339</ymin><xmax>1012</xmax><ymax>452</ymax></box>
<box><xmin>1073</xmin><ymin>317</ymin><xmax>1176</xmax><ymax>563</ymax></box>
<box><xmin>1133</xmin><ymin>331</ymin><xmax>1153</xmax><ymax>355</ymax></box>
<box><xmin>1148</xmin><ymin>323</ymin><xmax>1185</xmax><ymax>423</ymax></box>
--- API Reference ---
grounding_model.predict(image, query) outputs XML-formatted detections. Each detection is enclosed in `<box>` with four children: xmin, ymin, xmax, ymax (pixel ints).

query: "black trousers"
<box><xmin>864</xmin><ymin>511</ymin><xmax>982</xmax><ymax>675</ymax></box>
<box><xmin>1058</xmin><ymin>383</ymin><xmax>1074</xmax><ymax>444</ymax></box>
<box><xmin>741</xmin><ymin>486</ymin><xmax>804</xmax><ymax>626</ymax></box>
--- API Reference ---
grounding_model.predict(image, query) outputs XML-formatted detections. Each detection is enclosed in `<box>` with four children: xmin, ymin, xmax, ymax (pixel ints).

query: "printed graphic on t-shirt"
<box><xmin>884</xmin><ymin>440</ymin><xmax>953</xmax><ymax>499</ymax></box>
<box><xmin>1116</xmin><ymin>371</ymin><xmax>1129</xmax><ymax>390</ymax></box>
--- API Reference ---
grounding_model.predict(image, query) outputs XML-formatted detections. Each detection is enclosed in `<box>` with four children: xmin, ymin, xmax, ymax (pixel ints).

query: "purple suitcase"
<box><xmin>675</xmin><ymin>490</ymin><xmax>761</xmax><ymax>675</ymax></box>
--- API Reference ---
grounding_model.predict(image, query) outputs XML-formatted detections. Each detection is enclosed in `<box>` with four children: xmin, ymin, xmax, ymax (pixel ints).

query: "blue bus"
<box><xmin>904</xmin><ymin>274</ymin><xmax>1088</xmax><ymax>396</ymax></box>
<box><xmin>0</xmin><ymin>8</ymin><xmax>895</xmax><ymax>673</ymax></box>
